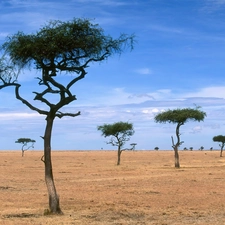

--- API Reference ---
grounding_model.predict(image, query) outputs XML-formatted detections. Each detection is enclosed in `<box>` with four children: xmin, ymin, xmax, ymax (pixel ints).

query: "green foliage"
<box><xmin>15</xmin><ymin>138</ymin><xmax>36</xmax><ymax>156</ymax></box>
<box><xmin>154</xmin><ymin>107</ymin><xmax>206</xmax><ymax>124</ymax></box>
<box><xmin>1</xmin><ymin>18</ymin><xmax>135</xmax><ymax>212</ymax></box>
<box><xmin>154</xmin><ymin>107</ymin><xmax>206</xmax><ymax>168</ymax></box>
<box><xmin>2</xmin><ymin>18</ymin><xmax>135</xmax><ymax>72</ymax></box>
<box><xmin>15</xmin><ymin>138</ymin><xmax>36</xmax><ymax>144</ymax></box>
<box><xmin>97</xmin><ymin>121</ymin><xmax>134</xmax><ymax>148</ymax></box>
<box><xmin>98</xmin><ymin>121</ymin><xmax>134</xmax><ymax>137</ymax></box>
<box><xmin>0</xmin><ymin>56</ymin><xmax>19</xmax><ymax>84</ymax></box>
<box><xmin>213</xmin><ymin>135</ymin><xmax>225</xmax><ymax>144</ymax></box>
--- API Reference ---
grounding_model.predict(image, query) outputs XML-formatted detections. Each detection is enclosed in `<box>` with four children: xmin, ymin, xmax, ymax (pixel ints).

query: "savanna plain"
<box><xmin>1</xmin><ymin>150</ymin><xmax>225</xmax><ymax>225</ymax></box>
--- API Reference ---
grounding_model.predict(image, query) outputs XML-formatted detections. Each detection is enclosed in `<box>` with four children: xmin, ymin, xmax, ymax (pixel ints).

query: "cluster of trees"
<box><xmin>0</xmin><ymin>18</ymin><xmax>134</xmax><ymax>214</ymax></box>
<box><xmin>97</xmin><ymin>107</ymin><xmax>222</xmax><ymax>170</ymax></box>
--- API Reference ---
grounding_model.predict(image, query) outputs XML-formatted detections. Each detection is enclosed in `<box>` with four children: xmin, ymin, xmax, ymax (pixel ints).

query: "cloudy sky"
<box><xmin>1</xmin><ymin>0</ymin><xmax>225</xmax><ymax>151</ymax></box>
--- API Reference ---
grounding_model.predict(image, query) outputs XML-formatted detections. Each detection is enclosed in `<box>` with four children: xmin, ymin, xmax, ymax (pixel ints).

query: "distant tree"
<box><xmin>0</xmin><ymin>18</ymin><xmax>134</xmax><ymax>214</ymax></box>
<box><xmin>189</xmin><ymin>147</ymin><xmax>193</xmax><ymax>151</ymax></box>
<box><xmin>199</xmin><ymin>146</ymin><xmax>204</xmax><ymax>151</ymax></box>
<box><xmin>183</xmin><ymin>147</ymin><xmax>188</xmax><ymax>150</ymax></box>
<box><xmin>130</xmin><ymin>143</ymin><xmax>137</xmax><ymax>151</ymax></box>
<box><xmin>15</xmin><ymin>138</ymin><xmax>36</xmax><ymax>156</ymax></box>
<box><xmin>213</xmin><ymin>135</ymin><xmax>225</xmax><ymax>157</ymax></box>
<box><xmin>210</xmin><ymin>147</ymin><xmax>213</xmax><ymax>151</ymax></box>
<box><xmin>97</xmin><ymin>121</ymin><xmax>135</xmax><ymax>165</ymax></box>
<box><xmin>154</xmin><ymin>147</ymin><xmax>159</xmax><ymax>151</ymax></box>
<box><xmin>154</xmin><ymin>107</ymin><xmax>206</xmax><ymax>168</ymax></box>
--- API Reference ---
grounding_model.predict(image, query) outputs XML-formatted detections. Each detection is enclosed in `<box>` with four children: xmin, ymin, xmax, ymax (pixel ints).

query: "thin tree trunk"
<box><xmin>220</xmin><ymin>148</ymin><xmax>223</xmax><ymax>157</ymax></box>
<box><xmin>117</xmin><ymin>148</ymin><xmax>121</xmax><ymax>165</ymax></box>
<box><xmin>174</xmin><ymin>147</ymin><xmax>180</xmax><ymax>168</ymax></box>
<box><xmin>44</xmin><ymin>115</ymin><xmax>62</xmax><ymax>214</ymax></box>
<box><xmin>171</xmin><ymin>122</ymin><xmax>182</xmax><ymax>168</ymax></box>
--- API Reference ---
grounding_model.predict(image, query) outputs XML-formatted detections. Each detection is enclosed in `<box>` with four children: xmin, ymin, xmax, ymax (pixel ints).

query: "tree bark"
<box><xmin>44</xmin><ymin>114</ymin><xmax>62</xmax><ymax>214</ymax></box>
<box><xmin>171</xmin><ymin>122</ymin><xmax>183</xmax><ymax>168</ymax></box>
<box><xmin>117</xmin><ymin>148</ymin><xmax>121</xmax><ymax>166</ymax></box>
<box><xmin>174</xmin><ymin>147</ymin><xmax>180</xmax><ymax>168</ymax></box>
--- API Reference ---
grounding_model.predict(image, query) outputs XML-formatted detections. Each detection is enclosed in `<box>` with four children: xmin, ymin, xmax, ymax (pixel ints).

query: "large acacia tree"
<box><xmin>155</xmin><ymin>107</ymin><xmax>206</xmax><ymax>168</ymax></box>
<box><xmin>213</xmin><ymin>135</ymin><xmax>225</xmax><ymax>157</ymax></box>
<box><xmin>0</xmin><ymin>18</ymin><xmax>134</xmax><ymax>214</ymax></box>
<box><xmin>98</xmin><ymin>121</ymin><xmax>135</xmax><ymax>165</ymax></box>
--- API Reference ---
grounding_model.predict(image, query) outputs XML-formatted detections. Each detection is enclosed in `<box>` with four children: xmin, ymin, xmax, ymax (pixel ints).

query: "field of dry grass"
<box><xmin>0</xmin><ymin>150</ymin><xmax>225</xmax><ymax>224</ymax></box>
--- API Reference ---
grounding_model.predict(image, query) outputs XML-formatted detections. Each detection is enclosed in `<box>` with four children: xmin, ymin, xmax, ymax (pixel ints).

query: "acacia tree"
<box><xmin>97</xmin><ymin>121</ymin><xmax>134</xmax><ymax>165</ymax></box>
<box><xmin>15</xmin><ymin>138</ymin><xmax>36</xmax><ymax>157</ymax></box>
<box><xmin>0</xmin><ymin>18</ymin><xmax>134</xmax><ymax>214</ymax></box>
<box><xmin>154</xmin><ymin>107</ymin><xmax>206</xmax><ymax>168</ymax></box>
<box><xmin>213</xmin><ymin>135</ymin><xmax>225</xmax><ymax>157</ymax></box>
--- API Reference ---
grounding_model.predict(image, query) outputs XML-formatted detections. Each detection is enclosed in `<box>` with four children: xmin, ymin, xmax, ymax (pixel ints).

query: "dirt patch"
<box><xmin>0</xmin><ymin>150</ymin><xmax>225</xmax><ymax>224</ymax></box>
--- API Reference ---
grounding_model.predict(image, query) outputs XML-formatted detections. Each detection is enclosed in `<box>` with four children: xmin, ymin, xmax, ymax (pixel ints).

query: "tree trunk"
<box><xmin>171</xmin><ymin>123</ymin><xmax>183</xmax><ymax>168</ymax></box>
<box><xmin>174</xmin><ymin>147</ymin><xmax>180</xmax><ymax>168</ymax></box>
<box><xmin>44</xmin><ymin>115</ymin><xmax>62</xmax><ymax>214</ymax></box>
<box><xmin>117</xmin><ymin>148</ymin><xmax>122</xmax><ymax>165</ymax></box>
<box><xmin>220</xmin><ymin>148</ymin><xmax>223</xmax><ymax>157</ymax></box>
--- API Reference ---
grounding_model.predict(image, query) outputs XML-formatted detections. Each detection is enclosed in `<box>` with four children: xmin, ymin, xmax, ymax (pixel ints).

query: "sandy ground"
<box><xmin>0</xmin><ymin>150</ymin><xmax>225</xmax><ymax>225</ymax></box>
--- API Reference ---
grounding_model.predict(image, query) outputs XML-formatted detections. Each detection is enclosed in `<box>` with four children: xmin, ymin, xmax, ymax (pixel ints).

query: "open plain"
<box><xmin>0</xmin><ymin>150</ymin><xmax>225</xmax><ymax>225</ymax></box>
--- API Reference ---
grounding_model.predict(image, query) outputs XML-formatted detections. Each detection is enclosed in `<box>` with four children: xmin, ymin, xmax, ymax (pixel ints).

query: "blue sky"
<box><xmin>1</xmin><ymin>0</ymin><xmax>225</xmax><ymax>151</ymax></box>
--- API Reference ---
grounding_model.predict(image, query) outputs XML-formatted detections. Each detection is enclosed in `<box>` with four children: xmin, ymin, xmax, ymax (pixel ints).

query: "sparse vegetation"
<box><xmin>0</xmin><ymin>150</ymin><xmax>225</xmax><ymax>225</ymax></box>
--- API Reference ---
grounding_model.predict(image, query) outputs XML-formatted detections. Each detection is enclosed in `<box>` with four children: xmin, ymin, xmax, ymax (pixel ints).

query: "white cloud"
<box><xmin>202</xmin><ymin>0</ymin><xmax>225</xmax><ymax>12</ymax></box>
<box><xmin>190</xmin><ymin>126</ymin><xmax>202</xmax><ymax>134</ymax></box>
<box><xmin>148</xmin><ymin>24</ymin><xmax>183</xmax><ymax>34</ymax></box>
<box><xmin>74</xmin><ymin>0</ymin><xmax>130</xmax><ymax>6</ymax></box>
<box><xmin>135</xmin><ymin>68</ymin><xmax>152</xmax><ymax>75</ymax></box>
<box><xmin>183</xmin><ymin>86</ymin><xmax>225</xmax><ymax>99</ymax></box>
<box><xmin>0</xmin><ymin>112</ymin><xmax>42</xmax><ymax>120</ymax></box>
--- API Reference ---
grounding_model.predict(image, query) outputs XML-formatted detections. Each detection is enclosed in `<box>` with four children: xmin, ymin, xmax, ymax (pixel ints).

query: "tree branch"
<box><xmin>55</xmin><ymin>111</ymin><xmax>81</xmax><ymax>119</ymax></box>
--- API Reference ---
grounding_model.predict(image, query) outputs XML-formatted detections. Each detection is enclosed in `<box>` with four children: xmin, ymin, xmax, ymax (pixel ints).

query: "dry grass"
<box><xmin>1</xmin><ymin>150</ymin><xmax>225</xmax><ymax>224</ymax></box>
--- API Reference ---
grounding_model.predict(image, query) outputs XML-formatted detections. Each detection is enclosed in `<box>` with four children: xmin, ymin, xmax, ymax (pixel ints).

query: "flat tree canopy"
<box><xmin>2</xmin><ymin>19</ymin><xmax>134</xmax><ymax>74</ymax></box>
<box><xmin>155</xmin><ymin>108</ymin><xmax>206</xmax><ymax>125</ymax></box>
<box><xmin>15</xmin><ymin>138</ymin><xmax>36</xmax><ymax>144</ymax></box>
<box><xmin>98</xmin><ymin>122</ymin><xmax>134</xmax><ymax>137</ymax></box>
<box><xmin>213</xmin><ymin>135</ymin><xmax>225</xmax><ymax>143</ymax></box>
